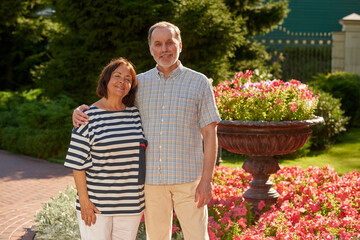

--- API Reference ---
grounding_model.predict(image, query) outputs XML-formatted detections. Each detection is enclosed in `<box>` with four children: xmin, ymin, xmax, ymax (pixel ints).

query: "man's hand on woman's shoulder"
<box><xmin>73</xmin><ymin>104</ymin><xmax>90</xmax><ymax>127</ymax></box>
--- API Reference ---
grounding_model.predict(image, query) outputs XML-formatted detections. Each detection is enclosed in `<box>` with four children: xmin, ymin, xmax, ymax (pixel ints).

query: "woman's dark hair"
<box><xmin>96</xmin><ymin>57</ymin><xmax>137</xmax><ymax>106</ymax></box>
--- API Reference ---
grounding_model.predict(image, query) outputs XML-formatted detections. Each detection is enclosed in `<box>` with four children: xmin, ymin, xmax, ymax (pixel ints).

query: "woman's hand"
<box><xmin>79</xmin><ymin>198</ymin><xmax>101</xmax><ymax>226</ymax></box>
<box><xmin>72</xmin><ymin>169</ymin><xmax>101</xmax><ymax>226</ymax></box>
<box><xmin>73</xmin><ymin>104</ymin><xmax>90</xmax><ymax>127</ymax></box>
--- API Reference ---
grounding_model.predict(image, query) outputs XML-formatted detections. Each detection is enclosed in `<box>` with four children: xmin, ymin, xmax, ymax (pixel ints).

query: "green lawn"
<box><xmin>220</xmin><ymin>128</ymin><xmax>360</xmax><ymax>175</ymax></box>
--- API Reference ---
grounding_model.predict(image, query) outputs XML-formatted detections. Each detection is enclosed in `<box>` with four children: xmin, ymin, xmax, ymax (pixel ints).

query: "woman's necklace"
<box><xmin>101</xmin><ymin>98</ymin><xmax>126</xmax><ymax>111</ymax></box>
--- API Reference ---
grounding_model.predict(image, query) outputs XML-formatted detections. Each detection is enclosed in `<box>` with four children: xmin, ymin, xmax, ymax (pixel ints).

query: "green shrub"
<box><xmin>34</xmin><ymin>187</ymin><xmax>80</xmax><ymax>240</ymax></box>
<box><xmin>0</xmin><ymin>90</ymin><xmax>75</xmax><ymax>160</ymax></box>
<box><xmin>310</xmin><ymin>89</ymin><xmax>350</xmax><ymax>150</ymax></box>
<box><xmin>277</xmin><ymin>89</ymin><xmax>349</xmax><ymax>156</ymax></box>
<box><xmin>311</xmin><ymin>72</ymin><xmax>360</xmax><ymax>127</ymax></box>
<box><xmin>136</xmin><ymin>223</ymin><xmax>147</xmax><ymax>240</ymax></box>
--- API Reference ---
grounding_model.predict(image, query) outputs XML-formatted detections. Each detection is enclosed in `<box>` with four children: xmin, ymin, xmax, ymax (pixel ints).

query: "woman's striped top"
<box><xmin>64</xmin><ymin>105</ymin><xmax>146</xmax><ymax>215</ymax></box>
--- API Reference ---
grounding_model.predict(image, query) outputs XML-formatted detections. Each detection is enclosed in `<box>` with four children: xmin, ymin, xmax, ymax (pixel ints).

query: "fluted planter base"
<box><xmin>217</xmin><ymin>117</ymin><xmax>324</xmax><ymax>208</ymax></box>
<box><xmin>242</xmin><ymin>156</ymin><xmax>280</xmax><ymax>207</ymax></box>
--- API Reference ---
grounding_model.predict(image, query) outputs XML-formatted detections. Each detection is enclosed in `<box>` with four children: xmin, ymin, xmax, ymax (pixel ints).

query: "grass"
<box><xmin>220</xmin><ymin>128</ymin><xmax>360</xmax><ymax>176</ymax></box>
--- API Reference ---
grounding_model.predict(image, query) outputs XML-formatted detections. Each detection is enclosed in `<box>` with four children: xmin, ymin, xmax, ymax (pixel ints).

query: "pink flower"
<box><xmin>245</xmin><ymin>93</ymin><xmax>254</xmax><ymax>98</ymax></box>
<box><xmin>244</xmin><ymin>70</ymin><xmax>252</xmax><ymax>79</ymax></box>
<box><xmin>213</xmin><ymin>69</ymin><xmax>318</xmax><ymax>121</ymax></box>
<box><xmin>232</xmin><ymin>205</ymin><xmax>248</xmax><ymax>217</ymax></box>
<box><xmin>272</xmin><ymin>80</ymin><xmax>281</xmax><ymax>87</ymax></box>
<box><xmin>309</xmin><ymin>201</ymin><xmax>321</xmax><ymax>213</ymax></box>
<box><xmin>140</xmin><ymin>213</ymin><xmax>145</xmax><ymax>222</ymax></box>
<box><xmin>172</xmin><ymin>225</ymin><xmax>180</xmax><ymax>234</ymax></box>
<box><xmin>337</xmin><ymin>192</ymin><xmax>349</xmax><ymax>201</ymax></box>
<box><xmin>258</xmin><ymin>200</ymin><xmax>266</xmax><ymax>211</ymax></box>
<box><xmin>290</xmin><ymin>79</ymin><xmax>301</xmax><ymax>86</ymax></box>
<box><xmin>237</xmin><ymin>218</ymin><xmax>247</xmax><ymax>228</ymax></box>
<box><xmin>208</xmin><ymin>230</ymin><xmax>220</xmax><ymax>240</ymax></box>
<box><xmin>234</xmin><ymin>71</ymin><xmax>243</xmax><ymax>79</ymax></box>
<box><xmin>232</xmin><ymin>92</ymin><xmax>241</xmax><ymax>98</ymax></box>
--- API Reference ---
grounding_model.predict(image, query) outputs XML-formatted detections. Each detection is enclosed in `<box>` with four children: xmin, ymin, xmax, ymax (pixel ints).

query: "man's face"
<box><xmin>149</xmin><ymin>27</ymin><xmax>182</xmax><ymax>70</ymax></box>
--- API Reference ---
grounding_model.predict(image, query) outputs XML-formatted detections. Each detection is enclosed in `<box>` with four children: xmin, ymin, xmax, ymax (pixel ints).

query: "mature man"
<box><xmin>73</xmin><ymin>21</ymin><xmax>221</xmax><ymax>239</ymax></box>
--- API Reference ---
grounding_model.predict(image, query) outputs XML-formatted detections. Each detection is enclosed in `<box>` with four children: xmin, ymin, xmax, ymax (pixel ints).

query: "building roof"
<box><xmin>281</xmin><ymin>0</ymin><xmax>360</xmax><ymax>33</ymax></box>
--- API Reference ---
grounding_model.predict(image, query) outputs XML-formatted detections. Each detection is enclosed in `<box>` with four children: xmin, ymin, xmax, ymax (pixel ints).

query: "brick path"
<box><xmin>0</xmin><ymin>150</ymin><xmax>74</xmax><ymax>240</ymax></box>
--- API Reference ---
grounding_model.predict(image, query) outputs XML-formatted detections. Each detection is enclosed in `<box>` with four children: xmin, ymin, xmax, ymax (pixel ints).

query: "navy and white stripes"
<box><xmin>65</xmin><ymin>105</ymin><xmax>146</xmax><ymax>215</ymax></box>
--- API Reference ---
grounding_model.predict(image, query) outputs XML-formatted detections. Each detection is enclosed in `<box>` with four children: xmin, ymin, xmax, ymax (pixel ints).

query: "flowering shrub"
<box><xmin>36</xmin><ymin>166</ymin><xmax>360</xmax><ymax>240</ymax></box>
<box><xmin>214</xmin><ymin>70</ymin><xmax>318</xmax><ymax>121</ymax></box>
<box><xmin>169</xmin><ymin>166</ymin><xmax>360</xmax><ymax>240</ymax></box>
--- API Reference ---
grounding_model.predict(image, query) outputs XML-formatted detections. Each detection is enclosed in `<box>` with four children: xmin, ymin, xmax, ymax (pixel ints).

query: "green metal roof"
<box><xmin>282</xmin><ymin>0</ymin><xmax>360</xmax><ymax>33</ymax></box>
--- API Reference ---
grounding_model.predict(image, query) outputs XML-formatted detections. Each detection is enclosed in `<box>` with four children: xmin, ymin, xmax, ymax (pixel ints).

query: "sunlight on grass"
<box><xmin>221</xmin><ymin>128</ymin><xmax>360</xmax><ymax>175</ymax></box>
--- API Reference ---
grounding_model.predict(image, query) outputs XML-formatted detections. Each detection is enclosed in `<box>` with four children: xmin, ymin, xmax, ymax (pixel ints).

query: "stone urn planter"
<box><xmin>217</xmin><ymin>116</ymin><xmax>324</xmax><ymax>207</ymax></box>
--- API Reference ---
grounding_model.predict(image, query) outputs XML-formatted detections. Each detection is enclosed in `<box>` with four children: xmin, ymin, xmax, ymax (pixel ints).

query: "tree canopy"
<box><xmin>1</xmin><ymin>0</ymin><xmax>289</xmax><ymax>104</ymax></box>
<box><xmin>0</xmin><ymin>0</ymin><xmax>51</xmax><ymax>91</ymax></box>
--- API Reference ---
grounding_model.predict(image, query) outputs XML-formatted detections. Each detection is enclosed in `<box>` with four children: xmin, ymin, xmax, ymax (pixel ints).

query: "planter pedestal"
<box><xmin>217</xmin><ymin>117</ymin><xmax>324</xmax><ymax>207</ymax></box>
<box><xmin>242</xmin><ymin>156</ymin><xmax>280</xmax><ymax>206</ymax></box>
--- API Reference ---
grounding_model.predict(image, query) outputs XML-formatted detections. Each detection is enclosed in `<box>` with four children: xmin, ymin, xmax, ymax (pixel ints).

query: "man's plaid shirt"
<box><xmin>136</xmin><ymin>63</ymin><xmax>221</xmax><ymax>185</ymax></box>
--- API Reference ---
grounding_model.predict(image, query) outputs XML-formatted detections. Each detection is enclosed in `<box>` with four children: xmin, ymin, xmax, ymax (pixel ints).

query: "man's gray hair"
<box><xmin>148</xmin><ymin>21</ymin><xmax>182</xmax><ymax>45</ymax></box>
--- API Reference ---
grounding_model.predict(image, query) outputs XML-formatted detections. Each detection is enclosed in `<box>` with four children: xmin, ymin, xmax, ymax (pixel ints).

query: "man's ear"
<box><xmin>149</xmin><ymin>45</ymin><xmax>154</xmax><ymax>56</ymax></box>
<box><xmin>179</xmin><ymin>42</ymin><xmax>182</xmax><ymax>53</ymax></box>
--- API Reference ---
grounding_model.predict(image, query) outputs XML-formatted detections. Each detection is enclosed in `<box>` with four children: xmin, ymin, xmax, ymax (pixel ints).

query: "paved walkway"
<box><xmin>0</xmin><ymin>150</ymin><xmax>74</xmax><ymax>240</ymax></box>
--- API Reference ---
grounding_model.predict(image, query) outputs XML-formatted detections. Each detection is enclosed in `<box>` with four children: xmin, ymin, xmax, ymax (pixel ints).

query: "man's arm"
<box><xmin>73</xmin><ymin>104</ymin><xmax>90</xmax><ymax>127</ymax></box>
<box><xmin>195</xmin><ymin>121</ymin><xmax>218</xmax><ymax>208</ymax></box>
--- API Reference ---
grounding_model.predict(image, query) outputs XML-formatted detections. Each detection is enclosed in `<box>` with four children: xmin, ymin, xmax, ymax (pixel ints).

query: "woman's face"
<box><xmin>107</xmin><ymin>64</ymin><xmax>132</xmax><ymax>99</ymax></box>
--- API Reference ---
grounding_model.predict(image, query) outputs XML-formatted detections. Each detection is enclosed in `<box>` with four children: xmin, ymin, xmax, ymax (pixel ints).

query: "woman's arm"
<box><xmin>73</xmin><ymin>170</ymin><xmax>101</xmax><ymax>226</ymax></box>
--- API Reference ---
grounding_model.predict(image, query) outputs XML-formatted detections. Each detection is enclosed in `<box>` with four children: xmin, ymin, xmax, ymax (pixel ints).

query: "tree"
<box><xmin>0</xmin><ymin>0</ymin><xmax>51</xmax><ymax>91</ymax></box>
<box><xmin>224</xmin><ymin>0</ymin><xmax>289</xmax><ymax>75</ymax></box>
<box><xmin>172</xmin><ymin>0</ymin><xmax>243</xmax><ymax>83</ymax></box>
<box><xmin>37</xmin><ymin>0</ymin><xmax>288</xmax><ymax>103</ymax></box>
<box><xmin>36</xmin><ymin>0</ymin><xmax>174</xmax><ymax>103</ymax></box>
<box><xmin>37</xmin><ymin>0</ymin><xmax>244</xmax><ymax>103</ymax></box>
<box><xmin>0</xmin><ymin>0</ymin><xmax>290</xmax><ymax>161</ymax></box>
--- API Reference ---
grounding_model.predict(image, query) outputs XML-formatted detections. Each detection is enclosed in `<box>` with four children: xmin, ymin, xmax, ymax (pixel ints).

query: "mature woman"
<box><xmin>64</xmin><ymin>57</ymin><xmax>146</xmax><ymax>240</ymax></box>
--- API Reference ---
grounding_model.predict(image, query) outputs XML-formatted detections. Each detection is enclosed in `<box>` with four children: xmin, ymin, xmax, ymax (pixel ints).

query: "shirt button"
<box><xmin>161</xmin><ymin>119</ymin><xmax>164</xmax><ymax>122</ymax></box>
<box><xmin>160</xmin><ymin>132</ymin><xmax>162</xmax><ymax>135</ymax></box>
<box><xmin>159</xmin><ymin>145</ymin><xmax>162</xmax><ymax>149</ymax></box>
<box><xmin>159</xmin><ymin>159</ymin><xmax>162</xmax><ymax>162</ymax></box>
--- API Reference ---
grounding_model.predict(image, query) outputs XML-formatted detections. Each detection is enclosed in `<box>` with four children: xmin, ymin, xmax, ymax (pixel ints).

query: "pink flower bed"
<box><xmin>210</xmin><ymin>166</ymin><xmax>360</xmax><ymax>239</ymax></box>
<box><xmin>213</xmin><ymin>70</ymin><xmax>318</xmax><ymax>121</ymax></box>
<box><xmin>173</xmin><ymin>165</ymin><xmax>360</xmax><ymax>239</ymax></box>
